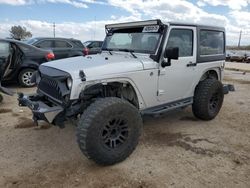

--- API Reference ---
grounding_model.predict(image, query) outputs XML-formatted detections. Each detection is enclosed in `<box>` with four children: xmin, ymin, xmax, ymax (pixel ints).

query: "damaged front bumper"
<box><xmin>18</xmin><ymin>93</ymin><xmax>64</xmax><ymax>125</ymax></box>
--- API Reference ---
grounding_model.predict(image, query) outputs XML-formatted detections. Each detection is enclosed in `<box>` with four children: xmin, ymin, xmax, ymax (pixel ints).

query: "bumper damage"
<box><xmin>18</xmin><ymin>93</ymin><xmax>64</xmax><ymax>126</ymax></box>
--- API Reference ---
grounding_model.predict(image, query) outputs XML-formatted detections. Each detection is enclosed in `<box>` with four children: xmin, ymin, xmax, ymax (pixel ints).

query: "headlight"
<box><xmin>66</xmin><ymin>77</ymin><xmax>73</xmax><ymax>89</ymax></box>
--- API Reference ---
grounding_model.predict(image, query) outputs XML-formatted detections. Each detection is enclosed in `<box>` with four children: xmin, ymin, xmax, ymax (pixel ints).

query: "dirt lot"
<box><xmin>0</xmin><ymin>70</ymin><xmax>250</xmax><ymax>188</ymax></box>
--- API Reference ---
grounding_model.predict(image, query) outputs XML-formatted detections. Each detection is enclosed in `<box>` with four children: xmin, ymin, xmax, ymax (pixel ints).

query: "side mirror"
<box><xmin>161</xmin><ymin>47</ymin><xmax>179</xmax><ymax>68</ymax></box>
<box><xmin>164</xmin><ymin>47</ymin><xmax>179</xmax><ymax>59</ymax></box>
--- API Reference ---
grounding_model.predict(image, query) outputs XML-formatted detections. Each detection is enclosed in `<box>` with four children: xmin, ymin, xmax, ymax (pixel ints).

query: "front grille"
<box><xmin>38</xmin><ymin>77</ymin><xmax>63</xmax><ymax>102</ymax></box>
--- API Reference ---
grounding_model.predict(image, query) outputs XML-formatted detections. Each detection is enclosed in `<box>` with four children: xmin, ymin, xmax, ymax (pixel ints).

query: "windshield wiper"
<box><xmin>102</xmin><ymin>48</ymin><xmax>113</xmax><ymax>55</ymax></box>
<box><xmin>118</xmin><ymin>49</ymin><xmax>137</xmax><ymax>58</ymax></box>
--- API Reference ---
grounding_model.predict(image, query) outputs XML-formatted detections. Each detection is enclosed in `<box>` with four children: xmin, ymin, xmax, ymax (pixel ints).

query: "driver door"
<box><xmin>157</xmin><ymin>26</ymin><xmax>197</xmax><ymax>103</ymax></box>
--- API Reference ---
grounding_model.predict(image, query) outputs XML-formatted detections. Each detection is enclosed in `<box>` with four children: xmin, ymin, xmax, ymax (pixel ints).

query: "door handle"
<box><xmin>187</xmin><ymin>62</ymin><xmax>197</xmax><ymax>67</ymax></box>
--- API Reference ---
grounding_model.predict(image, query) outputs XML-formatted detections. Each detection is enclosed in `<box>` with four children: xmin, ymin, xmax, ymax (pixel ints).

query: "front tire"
<box><xmin>76</xmin><ymin>97</ymin><xmax>142</xmax><ymax>165</ymax></box>
<box><xmin>18</xmin><ymin>69</ymin><xmax>36</xmax><ymax>87</ymax></box>
<box><xmin>192</xmin><ymin>79</ymin><xmax>224</xmax><ymax>120</ymax></box>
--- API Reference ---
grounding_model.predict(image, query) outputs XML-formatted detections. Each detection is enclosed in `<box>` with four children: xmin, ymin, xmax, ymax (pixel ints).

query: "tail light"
<box><xmin>83</xmin><ymin>48</ymin><xmax>89</xmax><ymax>56</ymax></box>
<box><xmin>46</xmin><ymin>52</ymin><xmax>55</xmax><ymax>61</ymax></box>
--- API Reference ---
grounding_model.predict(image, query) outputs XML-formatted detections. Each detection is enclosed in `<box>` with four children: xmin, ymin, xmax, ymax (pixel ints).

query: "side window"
<box><xmin>166</xmin><ymin>29</ymin><xmax>193</xmax><ymax>57</ymax></box>
<box><xmin>200</xmin><ymin>30</ymin><xmax>224</xmax><ymax>55</ymax></box>
<box><xmin>54</xmin><ymin>41</ymin><xmax>72</xmax><ymax>48</ymax></box>
<box><xmin>37</xmin><ymin>40</ymin><xmax>53</xmax><ymax>48</ymax></box>
<box><xmin>0</xmin><ymin>42</ymin><xmax>10</xmax><ymax>57</ymax></box>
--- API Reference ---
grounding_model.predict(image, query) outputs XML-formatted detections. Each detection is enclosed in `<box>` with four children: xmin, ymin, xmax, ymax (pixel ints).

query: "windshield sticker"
<box><xmin>143</xmin><ymin>25</ymin><xmax>159</xmax><ymax>32</ymax></box>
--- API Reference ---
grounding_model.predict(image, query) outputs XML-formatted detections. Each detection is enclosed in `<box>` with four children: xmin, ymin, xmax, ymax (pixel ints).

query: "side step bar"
<box><xmin>141</xmin><ymin>98</ymin><xmax>193</xmax><ymax>115</ymax></box>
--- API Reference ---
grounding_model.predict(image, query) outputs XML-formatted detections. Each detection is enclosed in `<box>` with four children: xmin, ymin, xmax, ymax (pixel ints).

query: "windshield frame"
<box><xmin>102</xmin><ymin>26</ymin><xmax>164</xmax><ymax>55</ymax></box>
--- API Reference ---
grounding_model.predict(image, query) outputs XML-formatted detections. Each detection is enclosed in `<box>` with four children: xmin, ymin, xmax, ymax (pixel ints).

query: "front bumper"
<box><xmin>18</xmin><ymin>93</ymin><xmax>63</xmax><ymax>124</ymax></box>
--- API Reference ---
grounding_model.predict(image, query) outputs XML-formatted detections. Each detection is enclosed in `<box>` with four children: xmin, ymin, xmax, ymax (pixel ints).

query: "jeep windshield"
<box><xmin>102</xmin><ymin>27</ymin><xmax>161</xmax><ymax>54</ymax></box>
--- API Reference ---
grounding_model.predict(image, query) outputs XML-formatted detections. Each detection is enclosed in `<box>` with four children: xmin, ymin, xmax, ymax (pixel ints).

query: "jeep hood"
<box><xmin>42</xmin><ymin>53</ymin><xmax>144</xmax><ymax>79</ymax></box>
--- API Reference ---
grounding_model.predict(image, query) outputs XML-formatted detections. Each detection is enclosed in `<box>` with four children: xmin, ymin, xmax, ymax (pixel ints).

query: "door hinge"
<box><xmin>158</xmin><ymin>69</ymin><xmax>166</xmax><ymax>75</ymax></box>
<box><xmin>157</xmin><ymin>90</ymin><xmax>165</xmax><ymax>96</ymax></box>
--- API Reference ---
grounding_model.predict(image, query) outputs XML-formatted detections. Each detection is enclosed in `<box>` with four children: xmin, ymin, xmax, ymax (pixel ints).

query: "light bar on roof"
<box><xmin>105</xmin><ymin>20</ymin><xmax>161</xmax><ymax>29</ymax></box>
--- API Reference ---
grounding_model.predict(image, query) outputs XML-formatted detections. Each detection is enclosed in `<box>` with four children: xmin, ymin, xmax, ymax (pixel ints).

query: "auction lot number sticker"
<box><xmin>143</xmin><ymin>25</ymin><xmax>159</xmax><ymax>32</ymax></box>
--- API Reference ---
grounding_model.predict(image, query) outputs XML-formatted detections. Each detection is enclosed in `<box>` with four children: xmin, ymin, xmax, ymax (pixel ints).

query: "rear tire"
<box><xmin>76</xmin><ymin>97</ymin><xmax>142</xmax><ymax>165</ymax></box>
<box><xmin>192</xmin><ymin>79</ymin><xmax>224</xmax><ymax>120</ymax></box>
<box><xmin>18</xmin><ymin>69</ymin><xmax>36</xmax><ymax>87</ymax></box>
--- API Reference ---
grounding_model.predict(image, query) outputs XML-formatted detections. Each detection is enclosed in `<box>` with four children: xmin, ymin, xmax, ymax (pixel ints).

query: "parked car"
<box><xmin>18</xmin><ymin>19</ymin><xmax>233</xmax><ymax>165</ymax></box>
<box><xmin>246</xmin><ymin>56</ymin><xmax>250</xmax><ymax>63</ymax></box>
<box><xmin>0</xmin><ymin>38</ymin><xmax>55</xmax><ymax>87</ymax></box>
<box><xmin>226</xmin><ymin>50</ymin><xmax>234</xmax><ymax>61</ymax></box>
<box><xmin>230</xmin><ymin>53</ymin><xmax>247</xmax><ymax>62</ymax></box>
<box><xmin>27</xmin><ymin>37</ymin><xmax>84</xmax><ymax>59</ymax></box>
<box><xmin>82</xmin><ymin>40</ymin><xmax>103</xmax><ymax>55</ymax></box>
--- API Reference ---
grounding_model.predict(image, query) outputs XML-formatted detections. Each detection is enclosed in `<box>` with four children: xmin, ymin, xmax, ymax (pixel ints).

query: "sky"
<box><xmin>0</xmin><ymin>0</ymin><xmax>250</xmax><ymax>45</ymax></box>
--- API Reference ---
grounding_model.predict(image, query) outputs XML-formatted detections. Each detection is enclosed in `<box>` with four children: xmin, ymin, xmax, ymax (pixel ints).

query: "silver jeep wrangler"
<box><xmin>18</xmin><ymin>19</ymin><xmax>233</xmax><ymax>165</ymax></box>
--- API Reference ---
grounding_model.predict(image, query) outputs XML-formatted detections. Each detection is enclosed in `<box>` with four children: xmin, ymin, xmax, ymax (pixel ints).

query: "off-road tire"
<box><xmin>192</xmin><ymin>79</ymin><xmax>224</xmax><ymax>120</ymax></box>
<box><xmin>18</xmin><ymin>68</ymin><xmax>36</xmax><ymax>87</ymax></box>
<box><xmin>76</xmin><ymin>97</ymin><xmax>143</xmax><ymax>165</ymax></box>
<box><xmin>0</xmin><ymin>94</ymin><xmax>3</xmax><ymax>103</ymax></box>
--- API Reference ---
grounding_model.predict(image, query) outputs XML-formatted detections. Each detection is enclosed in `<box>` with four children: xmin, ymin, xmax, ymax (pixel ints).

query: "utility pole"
<box><xmin>94</xmin><ymin>16</ymin><xmax>96</xmax><ymax>40</ymax></box>
<box><xmin>53</xmin><ymin>22</ymin><xmax>56</xmax><ymax>38</ymax></box>
<box><xmin>238</xmin><ymin>30</ymin><xmax>242</xmax><ymax>48</ymax></box>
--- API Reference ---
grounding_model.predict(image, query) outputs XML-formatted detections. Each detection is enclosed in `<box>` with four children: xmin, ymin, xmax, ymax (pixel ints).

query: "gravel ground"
<box><xmin>225</xmin><ymin>62</ymin><xmax>250</xmax><ymax>73</ymax></box>
<box><xmin>0</xmin><ymin>70</ymin><xmax>249</xmax><ymax>188</ymax></box>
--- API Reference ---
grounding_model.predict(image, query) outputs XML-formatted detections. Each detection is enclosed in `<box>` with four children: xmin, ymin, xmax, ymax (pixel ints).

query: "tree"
<box><xmin>9</xmin><ymin>25</ymin><xmax>32</xmax><ymax>40</ymax></box>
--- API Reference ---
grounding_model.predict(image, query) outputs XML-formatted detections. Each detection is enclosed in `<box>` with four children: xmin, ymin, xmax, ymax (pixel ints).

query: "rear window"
<box><xmin>200</xmin><ymin>30</ymin><xmax>224</xmax><ymax>56</ymax></box>
<box><xmin>71</xmin><ymin>40</ymin><xmax>84</xmax><ymax>48</ymax></box>
<box><xmin>26</xmin><ymin>38</ymin><xmax>38</xmax><ymax>45</ymax></box>
<box><xmin>88</xmin><ymin>42</ymin><xmax>100</xmax><ymax>48</ymax></box>
<box><xmin>98</xmin><ymin>41</ymin><xmax>103</xmax><ymax>47</ymax></box>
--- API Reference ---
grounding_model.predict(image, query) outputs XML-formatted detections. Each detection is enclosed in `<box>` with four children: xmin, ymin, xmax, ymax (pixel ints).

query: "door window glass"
<box><xmin>55</xmin><ymin>40</ymin><xmax>72</xmax><ymax>48</ymax></box>
<box><xmin>37</xmin><ymin>40</ymin><xmax>53</xmax><ymax>48</ymax></box>
<box><xmin>0</xmin><ymin>42</ymin><xmax>11</xmax><ymax>79</ymax></box>
<box><xmin>166</xmin><ymin>29</ymin><xmax>193</xmax><ymax>57</ymax></box>
<box><xmin>0</xmin><ymin>42</ymin><xmax>10</xmax><ymax>57</ymax></box>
